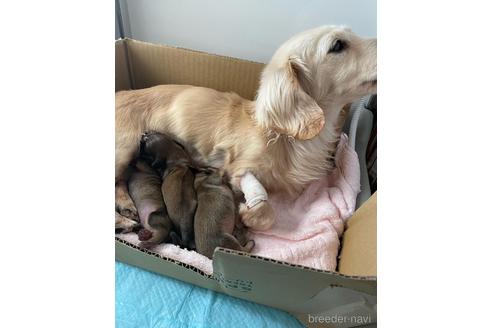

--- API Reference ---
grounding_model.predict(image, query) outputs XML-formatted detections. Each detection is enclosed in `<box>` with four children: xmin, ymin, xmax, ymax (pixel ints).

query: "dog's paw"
<box><xmin>115</xmin><ymin>193</ymin><xmax>138</xmax><ymax>221</ymax></box>
<box><xmin>118</xmin><ymin>206</ymin><xmax>138</xmax><ymax>221</ymax></box>
<box><xmin>115</xmin><ymin>212</ymin><xmax>140</xmax><ymax>233</ymax></box>
<box><xmin>239</xmin><ymin>201</ymin><xmax>275</xmax><ymax>231</ymax></box>
<box><xmin>243</xmin><ymin>239</ymin><xmax>255</xmax><ymax>253</ymax></box>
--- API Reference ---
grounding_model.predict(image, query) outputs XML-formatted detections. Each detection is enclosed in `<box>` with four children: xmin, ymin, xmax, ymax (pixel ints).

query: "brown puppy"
<box><xmin>139</xmin><ymin>132</ymin><xmax>198</xmax><ymax>249</ymax></box>
<box><xmin>193</xmin><ymin>168</ymin><xmax>255</xmax><ymax>259</ymax></box>
<box><xmin>127</xmin><ymin>160</ymin><xmax>174</xmax><ymax>248</ymax></box>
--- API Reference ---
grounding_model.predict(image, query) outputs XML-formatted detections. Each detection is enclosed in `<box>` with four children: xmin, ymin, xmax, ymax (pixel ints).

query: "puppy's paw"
<box><xmin>115</xmin><ymin>212</ymin><xmax>140</xmax><ymax>233</ymax></box>
<box><xmin>239</xmin><ymin>201</ymin><xmax>275</xmax><ymax>231</ymax></box>
<box><xmin>118</xmin><ymin>206</ymin><xmax>138</xmax><ymax>221</ymax></box>
<box><xmin>243</xmin><ymin>239</ymin><xmax>255</xmax><ymax>253</ymax></box>
<box><xmin>115</xmin><ymin>194</ymin><xmax>138</xmax><ymax>221</ymax></box>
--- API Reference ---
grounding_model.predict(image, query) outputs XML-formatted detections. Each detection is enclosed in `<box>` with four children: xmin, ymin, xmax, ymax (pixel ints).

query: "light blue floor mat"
<box><xmin>116</xmin><ymin>262</ymin><xmax>303</xmax><ymax>328</ymax></box>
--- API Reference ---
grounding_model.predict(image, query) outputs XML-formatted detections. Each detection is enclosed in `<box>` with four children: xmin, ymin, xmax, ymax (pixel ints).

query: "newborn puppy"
<box><xmin>127</xmin><ymin>160</ymin><xmax>174</xmax><ymax>248</ymax></box>
<box><xmin>194</xmin><ymin>168</ymin><xmax>255</xmax><ymax>259</ymax></box>
<box><xmin>161</xmin><ymin>164</ymin><xmax>197</xmax><ymax>248</ymax></box>
<box><xmin>139</xmin><ymin>132</ymin><xmax>197</xmax><ymax>249</ymax></box>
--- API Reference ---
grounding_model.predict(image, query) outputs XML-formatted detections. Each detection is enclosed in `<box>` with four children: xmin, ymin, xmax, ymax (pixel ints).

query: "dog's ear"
<box><xmin>255</xmin><ymin>56</ymin><xmax>325</xmax><ymax>140</ymax></box>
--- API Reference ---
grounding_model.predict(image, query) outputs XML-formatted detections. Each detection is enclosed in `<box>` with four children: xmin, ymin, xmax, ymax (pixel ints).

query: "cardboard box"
<box><xmin>115</xmin><ymin>38</ymin><xmax>377</xmax><ymax>328</ymax></box>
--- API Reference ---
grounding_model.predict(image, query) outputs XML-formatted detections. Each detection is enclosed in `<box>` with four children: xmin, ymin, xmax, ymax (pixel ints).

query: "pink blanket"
<box><xmin>117</xmin><ymin>133</ymin><xmax>359</xmax><ymax>274</ymax></box>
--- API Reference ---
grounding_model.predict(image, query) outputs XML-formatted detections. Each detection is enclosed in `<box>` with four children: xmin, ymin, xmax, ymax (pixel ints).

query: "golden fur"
<box><xmin>115</xmin><ymin>25</ymin><xmax>377</xmax><ymax>230</ymax></box>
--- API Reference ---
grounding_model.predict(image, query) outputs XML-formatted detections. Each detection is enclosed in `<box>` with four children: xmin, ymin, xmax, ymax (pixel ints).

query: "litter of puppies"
<box><xmin>120</xmin><ymin>131</ymin><xmax>255</xmax><ymax>259</ymax></box>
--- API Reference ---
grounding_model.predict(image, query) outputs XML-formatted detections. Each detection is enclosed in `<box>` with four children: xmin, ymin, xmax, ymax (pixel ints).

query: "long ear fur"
<box><xmin>255</xmin><ymin>56</ymin><xmax>325</xmax><ymax>140</ymax></box>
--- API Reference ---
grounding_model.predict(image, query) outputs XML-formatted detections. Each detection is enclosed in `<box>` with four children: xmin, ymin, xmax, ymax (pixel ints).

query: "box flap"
<box><xmin>116</xmin><ymin>237</ymin><xmax>376</xmax><ymax>318</ymax></box>
<box><xmin>115</xmin><ymin>39</ymin><xmax>132</xmax><ymax>91</ymax></box>
<box><xmin>124</xmin><ymin>39</ymin><xmax>265</xmax><ymax>100</ymax></box>
<box><xmin>338</xmin><ymin>193</ymin><xmax>377</xmax><ymax>277</ymax></box>
<box><xmin>212</xmin><ymin>248</ymin><xmax>376</xmax><ymax>313</ymax></box>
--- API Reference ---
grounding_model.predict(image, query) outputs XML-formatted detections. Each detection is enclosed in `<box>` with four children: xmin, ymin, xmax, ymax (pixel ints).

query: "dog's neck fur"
<box><xmin>254</xmin><ymin>99</ymin><xmax>347</xmax><ymax>196</ymax></box>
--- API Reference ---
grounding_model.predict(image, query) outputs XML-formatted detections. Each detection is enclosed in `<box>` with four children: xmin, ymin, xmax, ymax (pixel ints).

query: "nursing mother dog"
<box><xmin>115</xmin><ymin>25</ymin><xmax>377</xmax><ymax>231</ymax></box>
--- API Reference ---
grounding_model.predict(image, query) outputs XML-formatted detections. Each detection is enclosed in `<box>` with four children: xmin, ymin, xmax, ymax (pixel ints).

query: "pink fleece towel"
<box><xmin>117</xmin><ymin>133</ymin><xmax>359</xmax><ymax>274</ymax></box>
<box><xmin>249</xmin><ymin>134</ymin><xmax>360</xmax><ymax>271</ymax></box>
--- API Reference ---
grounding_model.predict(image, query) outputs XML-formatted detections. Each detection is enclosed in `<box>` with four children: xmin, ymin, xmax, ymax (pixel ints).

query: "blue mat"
<box><xmin>116</xmin><ymin>262</ymin><xmax>303</xmax><ymax>328</ymax></box>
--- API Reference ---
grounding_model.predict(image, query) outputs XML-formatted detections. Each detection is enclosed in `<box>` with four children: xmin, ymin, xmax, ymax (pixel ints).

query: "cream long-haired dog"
<box><xmin>115</xmin><ymin>26</ymin><xmax>377</xmax><ymax>232</ymax></box>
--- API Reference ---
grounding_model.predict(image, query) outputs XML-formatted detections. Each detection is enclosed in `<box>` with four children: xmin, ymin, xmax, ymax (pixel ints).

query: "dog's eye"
<box><xmin>328</xmin><ymin>39</ymin><xmax>346</xmax><ymax>54</ymax></box>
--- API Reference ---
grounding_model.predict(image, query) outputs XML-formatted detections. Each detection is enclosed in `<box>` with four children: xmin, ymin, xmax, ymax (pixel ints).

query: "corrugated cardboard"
<box><xmin>115</xmin><ymin>38</ymin><xmax>377</xmax><ymax>327</ymax></box>
<box><xmin>115</xmin><ymin>40</ymin><xmax>131</xmax><ymax>91</ymax></box>
<box><xmin>119</xmin><ymin>38</ymin><xmax>264</xmax><ymax>100</ymax></box>
<box><xmin>339</xmin><ymin>193</ymin><xmax>377</xmax><ymax>276</ymax></box>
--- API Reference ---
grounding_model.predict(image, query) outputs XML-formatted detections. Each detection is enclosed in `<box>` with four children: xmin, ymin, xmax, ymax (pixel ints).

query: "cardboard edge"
<box><xmin>116</xmin><ymin>237</ymin><xmax>376</xmax><ymax>298</ymax></box>
<box><xmin>213</xmin><ymin>248</ymin><xmax>376</xmax><ymax>296</ymax></box>
<box><xmin>120</xmin><ymin>38</ymin><xmax>136</xmax><ymax>89</ymax></box>
<box><xmin>215</xmin><ymin>247</ymin><xmax>376</xmax><ymax>283</ymax></box>
<box><xmin>115</xmin><ymin>38</ymin><xmax>133</xmax><ymax>91</ymax></box>
<box><xmin>123</xmin><ymin>38</ymin><xmax>265</xmax><ymax>66</ymax></box>
<box><xmin>116</xmin><ymin>237</ymin><xmax>375</xmax><ymax>283</ymax></box>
